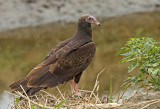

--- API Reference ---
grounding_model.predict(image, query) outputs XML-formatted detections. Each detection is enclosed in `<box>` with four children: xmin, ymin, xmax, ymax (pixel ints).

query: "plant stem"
<box><xmin>110</xmin><ymin>75</ymin><xmax>113</xmax><ymax>103</ymax></box>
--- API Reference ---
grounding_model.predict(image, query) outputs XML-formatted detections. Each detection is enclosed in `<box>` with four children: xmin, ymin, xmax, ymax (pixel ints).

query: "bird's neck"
<box><xmin>75</xmin><ymin>21</ymin><xmax>92</xmax><ymax>39</ymax></box>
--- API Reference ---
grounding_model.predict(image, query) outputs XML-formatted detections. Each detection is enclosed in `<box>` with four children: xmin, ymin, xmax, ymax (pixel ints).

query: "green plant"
<box><xmin>110</xmin><ymin>75</ymin><xmax>113</xmax><ymax>103</ymax></box>
<box><xmin>54</xmin><ymin>98</ymin><xmax>68</xmax><ymax>109</ymax></box>
<box><xmin>31</xmin><ymin>105</ymin><xmax>35</xmax><ymax>109</ymax></box>
<box><xmin>117</xmin><ymin>37</ymin><xmax>160</xmax><ymax>90</ymax></box>
<box><xmin>15</xmin><ymin>98</ymin><xmax>20</xmax><ymax>103</ymax></box>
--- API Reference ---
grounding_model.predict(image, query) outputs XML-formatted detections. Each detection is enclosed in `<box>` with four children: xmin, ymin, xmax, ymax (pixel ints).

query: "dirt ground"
<box><xmin>118</xmin><ymin>91</ymin><xmax>160</xmax><ymax>109</ymax></box>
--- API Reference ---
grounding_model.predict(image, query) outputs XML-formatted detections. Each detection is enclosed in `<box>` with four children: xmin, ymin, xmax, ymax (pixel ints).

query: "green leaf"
<box><xmin>131</xmin><ymin>79</ymin><xmax>139</xmax><ymax>86</ymax></box>
<box><xmin>148</xmin><ymin>68</ymin><xmax>153</xmax><ymax>74</ymax></box>
<box><xmin>153</xmin><ymin>63</ymin><xmax>160</xmax><ymax>67</ymax></box>
<box><xmin>16</xmin><ymin>98</ymin><xmax>20</xmax><ymax>103</ymax></box>
<box><xmin>31</xmin><ymin>105</ymin><xmax>35</xmax><ymax>109</ymax></box>
<box><xmin>148</xmin><ymin>68</ymin><xmax>159</xmax><ymax>75</ymax></box>
<box><xmin>151</xmin><ymin>68</ymin><xmax>159</xmax><ymax>78</ymax></box>
<box><xmin>121</xmin><ymin>52</ymin><xmax>130</xmax><ymax>56</ymax></box>
<box><xmin>145</xmin><ymin>63</ymin><xmax>158</xmax><ymax>67</ymax></box>
<box><xmin>158</xmin><ymin>74</ymin><xmax>160</xmax><ymax>85</ymax></box>
<box><xmin>120</xmin><ymin>56</ymin><xmax>131</xmax><ymax>63</ymax></box>
<box><xmin>121</xmin><ymin>81</ymin><xmax>129</xmax><ymax>87</ymax></box>
<box><xmin>144</xmin><ymin>42</ymin><xmax>151</xmax><ymax>50</ymax></box>
<box><xmin>128</xmin><ymin>62</ymin><xmax>139</xmax><ymax>73</ymax></box>
<box><xmin>54</xmin><ymin>98</ymin><xmax>68</xmax><ymax>109</ymax></box>
<box><xmin>127</xmin><ymin>58</ymin><xmax>137</xmax><ymax>62</ymax></box>
<box><xmin>118</xmin><ymin>37</ymin><xmax>160</xmax><ymax>90</ymax></box>
<box><xmin>116</xmin><ymin>47</ymin><xmax>125</xmax><ymax>56</ymax></box>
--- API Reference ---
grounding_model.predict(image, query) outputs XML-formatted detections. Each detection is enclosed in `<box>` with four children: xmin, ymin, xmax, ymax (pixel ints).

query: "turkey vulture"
<box><xmin>9</xmin><ymin>14</ymin><xmax>100</xmax><ymax>96</ymax></box>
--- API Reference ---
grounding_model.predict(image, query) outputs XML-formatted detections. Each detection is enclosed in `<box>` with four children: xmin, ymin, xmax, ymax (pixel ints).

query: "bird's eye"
<box><xmin>88</xmin><ymin>17</ymin><xmax>92</xmax><ymax>20</ymax></box>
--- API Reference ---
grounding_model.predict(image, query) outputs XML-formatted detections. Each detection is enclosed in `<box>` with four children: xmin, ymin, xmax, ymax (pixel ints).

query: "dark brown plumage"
<box><xmin>9</xmin><ymin>14</ymin><xmax>100</xmax><ymax>96</ymax></box>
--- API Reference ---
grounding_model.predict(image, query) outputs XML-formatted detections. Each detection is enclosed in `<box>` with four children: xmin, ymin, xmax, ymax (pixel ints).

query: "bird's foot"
<box><xmin>75</xmin><ymin>91</ymin><xmax>82</xmax><ymax>97</ymax></box>
<box><xmin>69</xmin><ymin>87</ymin><xmax>81</xmax><ymax>97</ymax></box>
<box><xmin>69</xmin><ymin>91</ymin><xmax>82</xmax><ymax>98</ymax></box>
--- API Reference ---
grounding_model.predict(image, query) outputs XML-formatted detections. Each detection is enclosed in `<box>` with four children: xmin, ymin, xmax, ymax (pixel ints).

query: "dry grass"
<box><xmin>7</xmin><ymin>90</ymin><xmax>122</xmax><ymax>109</ymax></box>
<box><xmin>7</xmin><ymin>89</ymin><xmax>160</xmax><ymax>109</ymax></box>
<box><xmin>7</xmin><ymin>70</ymin><xmax>122</xmax><ymax>109</ymax></box>
<box><xmin>6</xmin><ymin>69</ymin><xmax>159</xmax><ymax>109</ymax></box>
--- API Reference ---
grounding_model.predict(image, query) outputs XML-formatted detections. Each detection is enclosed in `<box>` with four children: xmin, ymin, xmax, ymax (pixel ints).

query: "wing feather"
<box><xmin>26</xmin><ymin>38</ymin><xmax>72</xmax><ymax>78</ymax></box>
<box><xmin>28</xmin><ymin>42</ymin><xmax>96</xmax><ymax>87</ymax></box>
<box><xmin>42</xmin><ymin>39</ymin><xmax>88</xmax><ymax>66</ymax></box>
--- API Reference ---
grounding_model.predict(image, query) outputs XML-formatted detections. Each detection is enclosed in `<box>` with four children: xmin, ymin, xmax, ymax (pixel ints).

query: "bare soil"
<box><xmin>118</xmin><ymin>91</ymin><xmax>160</xmax><ymax>109</ymax></box>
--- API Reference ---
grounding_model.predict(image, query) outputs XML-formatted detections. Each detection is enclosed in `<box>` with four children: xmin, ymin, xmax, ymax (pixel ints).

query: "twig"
<box><xmin>79</xmin><ymin>89</ymin><xmax>92</xmax><ymax>93</ymax></box>
<box><xmin>35</xmin><ymin>94</ymin><xmax>39</xmax><ymax>101</ymax></box>
<box><xmin>133</xmin><ymin>99</ymin><xmax>160</xmax><ymax>106</ymax></box>
<box><xmin>114</xmin><ymin>92</ymin><xmax>120</xmax><ymax>103</ymax></box>
<box><xmin>95</xmin><ymin>84</ymin><xmax>102</xmax><ymax>104</ymax></box>
<box><xmin>40</xmin><ymin>90</ymin><xmax>59</xmax><ymax>102</ymax></box>
<box><xmin>116</xmin><ymin>83</ymin><xmax>130</xmax><ymax>102</ymax></box>
<box><xmin>56</xmin><ymin>86</ymin><xmax>65</xmax><ymax>100</ymax></box>
<box><xmin>89</xmin><ymin>68</ymin><xmax>105</xmax><ymax>99</ymax></box>
<box><xmin>7</xmin><ymin>88</ymin><xmax>54</xmax><ymax>109</ymax></box>
<box><xmin>90</xmin><ymin>81</ymin><xmax>99</xmax><ymax>98</ymax></box>
<box><xmin>76</xmin><ymin>103</ymin><xmax>122</xmax><ymax>108</ymax></box>
<box><xmin>45</xmin><ymin>98</ymin><xmax>48</xmax><ymax>107</ymax></box>
<box><xmin>20</xmin><ymin>85</ymin><xmax>31</xmax><ymax>109</ymax></box>
<box><xmin>140</xmin><ymin>100</ymin><xmax>160</xmax><ymax>109</ymax></box>
<box><xmin>4</xmin><ymin>90</ymin><xmax>20</xmax><ymax>98</ymax></box>
<box><xmin>16</xmin><ymin>91</ymin><xmax>54</xmax><ymax>109</ymax></box>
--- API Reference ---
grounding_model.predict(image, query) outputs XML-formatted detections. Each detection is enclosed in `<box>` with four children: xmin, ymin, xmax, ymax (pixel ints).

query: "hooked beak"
<box><xmin>85</xmin><ymin>15</ymin><xmax>101</xmax><ymax>26</ymax></box>
<box><xmin>92</xmin><ymin>19</ymin><xmax>101</xmax><ymax>26</ymax></box>
<box><xmin>95</xmin><ymin>22</ymin><xmax>101</xmax><ymax>26</ymax></box>
<box><xmin>92</xmin><ymin>17</ymin><xmax>100</xmax><ymax>26</ymax></box>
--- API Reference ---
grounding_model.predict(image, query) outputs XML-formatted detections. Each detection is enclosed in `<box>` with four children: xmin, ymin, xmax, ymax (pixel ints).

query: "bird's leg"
<box><xmin>70</xmin><ymin>79</ymin><xmax>74</xmax><ymax>93</ymax></box>
<box><xmin>75</xmin><ymin>83</ymin><xmax>81</xmax><ymax>96</ymax></box>
<box><xmin>74</xmin><ymin>72</ymin><xmax>82</xmax><ymax>96</ymax></box>
<box><xmin>75</xmin><ymin>83</ymin><xmax>78</xmax><ymax>95</ymax></box>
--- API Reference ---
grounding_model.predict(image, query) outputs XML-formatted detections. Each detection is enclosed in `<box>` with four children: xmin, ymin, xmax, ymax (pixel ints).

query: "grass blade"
<box><xmin>110</xmin><ymin>75</ymin><xmax>113</xmax><ymax>103</ymax></box>
<box><xmin>54</xmin><ymin>98</ymin><xmax>68</xmax><ymax>109</ymax></box>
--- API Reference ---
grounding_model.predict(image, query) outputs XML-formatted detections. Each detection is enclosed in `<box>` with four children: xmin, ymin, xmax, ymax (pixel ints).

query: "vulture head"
<box><xmin>78</xmin><ymin>14</ymin><xmax>101</xmax><ymax>26</ymax></box>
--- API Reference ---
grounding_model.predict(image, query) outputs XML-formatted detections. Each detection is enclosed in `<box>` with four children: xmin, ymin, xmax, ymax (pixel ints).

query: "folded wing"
<box><xmin>27</xmin><ymin>42</ymin><xmax>96</xmax><ymax>87</ymax></box>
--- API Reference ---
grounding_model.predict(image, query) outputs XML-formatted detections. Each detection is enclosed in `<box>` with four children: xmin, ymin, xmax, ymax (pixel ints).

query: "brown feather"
<box><xmin>28</xmin><ymin>42</ymin><xmax>95</xmax><ymax>87</ymax></box>
<box><xmin>9</xmin><ymin>78</ymin><xmax>28</xmax><ymax>89</ymax></box>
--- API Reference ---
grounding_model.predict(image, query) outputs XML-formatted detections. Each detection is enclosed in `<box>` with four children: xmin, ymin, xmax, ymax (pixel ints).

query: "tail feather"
<box><xmin>26</xmin><ymin>87</ymin><xmax>43</xmax><ymax>96</ymax></box>
<box><xmin>9</xmin><ymin>78</ymin><xmax>43</xmax><ymax>96</ymax></box>
<box><xmin>9</xmin><ymin>78</ymin><xmax>28</xmax><ymax>90</ymax></box>
<box><xmin>28</xmin><ymin>71</ymin><xmax>73</xmax><ymax>88</ymax></box>
<box><xmin>9</xmin><ymin>65</ymin><xmax>50</xmax><ymax>96</ymax></box>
